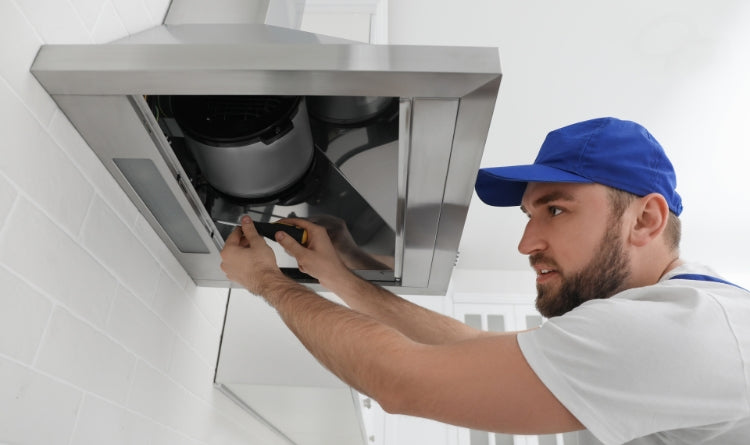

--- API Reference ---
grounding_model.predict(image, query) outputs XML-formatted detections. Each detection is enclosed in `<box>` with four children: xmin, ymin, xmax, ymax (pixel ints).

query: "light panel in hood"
<box><xmin>30</xmin><ymin>23</ymin><xmax>501</xmax><ymax>294</ymax></box>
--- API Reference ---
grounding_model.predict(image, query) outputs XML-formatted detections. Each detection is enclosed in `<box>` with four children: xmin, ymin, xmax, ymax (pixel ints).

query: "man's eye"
<box><xmin>549</xmin><ymin>206</ymin><xmax>563</xmax><ymax>216</ymax></box>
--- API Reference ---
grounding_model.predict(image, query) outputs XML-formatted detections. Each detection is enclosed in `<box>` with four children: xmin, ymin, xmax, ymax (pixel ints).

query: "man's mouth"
<box><xmin>534</xmin><ymin>267</ymin><xmax>559</xmax><ymax>283</ymax></box>
<box><xmin>529</xmin><ymin>255</ymin><xmax>560</xmax><ymax>283</ymax></box>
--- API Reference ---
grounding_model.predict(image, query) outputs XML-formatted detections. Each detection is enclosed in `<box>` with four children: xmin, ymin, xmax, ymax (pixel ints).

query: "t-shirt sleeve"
<box><xmin>517</xmin><ymin>286</ymin><xmax>746</xmax><ymax>444</ymax></box>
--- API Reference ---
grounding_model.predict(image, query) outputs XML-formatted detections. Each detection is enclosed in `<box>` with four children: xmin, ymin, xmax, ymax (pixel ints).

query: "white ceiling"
<box><xmin>384</xmin><ymin>1</ymin><xmax>750</xmax><ymax>282</ymax></box>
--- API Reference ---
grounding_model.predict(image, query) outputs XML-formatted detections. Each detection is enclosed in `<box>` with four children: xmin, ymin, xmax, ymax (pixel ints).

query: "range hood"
<box><xmin>30</xmin><ymin>1</ymin><xmax>501</xmax><ymax>295</ymax></box>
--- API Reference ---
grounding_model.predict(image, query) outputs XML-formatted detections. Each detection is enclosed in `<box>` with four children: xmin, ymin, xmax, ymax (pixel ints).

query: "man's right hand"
<box><xmin>273</xmin><ymin>217</ymin><xmax>354</xmax><ymax>289</ymax></box>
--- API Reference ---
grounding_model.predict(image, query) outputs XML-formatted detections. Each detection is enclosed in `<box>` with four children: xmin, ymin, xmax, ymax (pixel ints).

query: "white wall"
<box><xmin>0</xmin><ymin>1</ymin><xmax>289</xmax><ymax>444</ymax></box>
<box><xmin>390</xmin><ymin>0</ymin><xmax>750</xmax><ymax>288</ymax></box>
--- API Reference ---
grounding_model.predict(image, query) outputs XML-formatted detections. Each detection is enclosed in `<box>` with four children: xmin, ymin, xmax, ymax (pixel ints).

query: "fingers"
<box><xmin>240</xmin><ymin>215</ymin><xmax>264</xmax><ymax>244</ymax></box>
<box><xmin>276</xmin><ymin>217</ymin><xmax>317</xmax><ymax>232</ymax></box>
<box><xmin>278</xmin><ymin>217</ymin><xmax>331</xmax><ymax>241</ymax></box>
<box><xmin>224</xmin><ymin>225</ymin><xmax>243</xmax><ymax>246</ymax></box>
<box><xmin>275</xmin><ymin>229</ymin><xmax>306</xmax><ymax>257</ymax></box>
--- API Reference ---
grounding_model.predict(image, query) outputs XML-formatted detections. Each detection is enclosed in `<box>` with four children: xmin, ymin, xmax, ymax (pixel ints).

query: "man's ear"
<box><xmin>630</xmin><ymin>193</ymin><xmax>670</xmax><ymax>247</ymax></box>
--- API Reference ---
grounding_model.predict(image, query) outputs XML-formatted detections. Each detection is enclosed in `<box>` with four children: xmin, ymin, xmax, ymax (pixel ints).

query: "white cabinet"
<box><xmin>215</xmin><ymin>289</ymin><xmax>368</xmax><ymax>445</ymax></box>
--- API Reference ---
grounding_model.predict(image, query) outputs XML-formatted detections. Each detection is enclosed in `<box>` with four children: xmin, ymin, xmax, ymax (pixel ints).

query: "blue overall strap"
<box><xmin>670</xmin><ymin>274</ymin><xmax>749</xmax><ymax>293</ymax></box>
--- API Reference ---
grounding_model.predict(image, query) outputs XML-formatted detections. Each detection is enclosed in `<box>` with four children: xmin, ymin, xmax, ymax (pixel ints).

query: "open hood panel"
<box><xmin>31</xmin><ymin>22</ymin><xmax>501</xmax><ymax>294</ymax></box>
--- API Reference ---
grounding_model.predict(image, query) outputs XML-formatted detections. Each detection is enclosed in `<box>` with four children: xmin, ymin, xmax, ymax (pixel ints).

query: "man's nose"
<box><xmin>518</xmin><ymin>220</ymin><xmax>546</xmax><ymax>255</ymax></box>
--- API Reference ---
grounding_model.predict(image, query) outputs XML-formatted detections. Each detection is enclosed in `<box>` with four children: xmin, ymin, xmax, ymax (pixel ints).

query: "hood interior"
<box><xmin>146</xmin><ymin>92</ymin><xmax>400</xmax><ymax>278</ymax></box>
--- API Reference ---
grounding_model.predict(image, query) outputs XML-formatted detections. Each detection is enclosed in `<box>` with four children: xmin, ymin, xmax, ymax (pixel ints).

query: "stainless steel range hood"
<box><xmin>30</xmin><ymin>2</ymin><xmax>501</xmax><ymax>295</ymax></box>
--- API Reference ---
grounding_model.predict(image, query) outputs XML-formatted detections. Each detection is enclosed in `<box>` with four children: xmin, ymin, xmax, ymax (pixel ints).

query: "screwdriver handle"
<box><xmin>253</xmin><ymin>221</ymin><xmax>308</xmax><ymax>245</ymax></box>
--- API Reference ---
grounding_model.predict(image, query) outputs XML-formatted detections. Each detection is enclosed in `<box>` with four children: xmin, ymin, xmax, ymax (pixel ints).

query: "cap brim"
<box><xmin>475</xmin><ymin>165</ymin><xmax>592</xmax><ymax>207</ymax></box>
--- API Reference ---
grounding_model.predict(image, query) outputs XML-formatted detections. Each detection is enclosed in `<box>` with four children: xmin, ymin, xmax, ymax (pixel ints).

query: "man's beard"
<box><xmin>532</xmin><ymin>222</ymin><xmax>631</xmax><ymax>318</ymax></box>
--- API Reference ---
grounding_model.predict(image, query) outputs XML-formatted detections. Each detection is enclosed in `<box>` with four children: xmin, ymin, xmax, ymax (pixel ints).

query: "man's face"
<box><xmin>519</xmin><ymin>183</ymin><xmax>631</xmax><ymax>318</ymax></box>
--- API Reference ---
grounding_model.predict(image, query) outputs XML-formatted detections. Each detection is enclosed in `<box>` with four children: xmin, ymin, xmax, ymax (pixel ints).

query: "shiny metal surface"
<box><xmin>31</xmin><ymin>26</ymin><xmax>500</xmax><ymax>97</ymax></box>
<box><xmin>431</xmin><ymin>77</ymin><xmax>501</xmax><ymax>291</ymax></box>
<box><xmin>164</xmin><ymin>0</ymin><xmax>270</xmax><ymax>25</ymax></box>
<box><xmin>307</xmin><ymin>96</ymin><xmax>394</xmax><ymax>125</ymax></box>
<box><xmin>30</xmin><ymin>23</ymin><xmax>502</xmax><ymax>294</ymax></box>
<box><xmin>163</xmin><ymin>0</ymin><xmax>305</xmax><ymax>30</ymax></box>
<box><xmin>400</xmin><ymin>98</ymin><xmax>459</xmax><ymax>288</ymax></box>
<box><xmin>394</xmin><ymin>98</ymin><xmax>412</xmax><ymax>281</ymax></box>
<box><xmin>181</xmin><ymin>99</ymin><xmax>314</xmax><ymax>199</ymax></box>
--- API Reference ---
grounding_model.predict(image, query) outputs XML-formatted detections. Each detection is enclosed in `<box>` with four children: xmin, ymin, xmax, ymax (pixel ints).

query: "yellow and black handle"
<box><xmin>217</xmin><ymin>219</ymin><xmax>308</xmax><ymax>245</ymax></box>
<box><xmin>253</xmin><ymin>221</ymin><xmax>308</xmax><ymax>245</ymax></box>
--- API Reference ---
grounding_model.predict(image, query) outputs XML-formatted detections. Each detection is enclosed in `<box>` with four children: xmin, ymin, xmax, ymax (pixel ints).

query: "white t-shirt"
<box><xmin>517</xmin><ymin>263</ymin><xmax>750</xmax><ymax>444</ymax></box>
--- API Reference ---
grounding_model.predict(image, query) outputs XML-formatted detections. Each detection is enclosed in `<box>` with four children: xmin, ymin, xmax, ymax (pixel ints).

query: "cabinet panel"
<box><xmin>215</xmin><ymin>289</ymin><xmax>366</xmax><ymax>445</ymax></box>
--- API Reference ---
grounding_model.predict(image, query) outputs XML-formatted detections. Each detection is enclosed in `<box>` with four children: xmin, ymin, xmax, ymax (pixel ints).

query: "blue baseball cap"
<box><xmin>475</xmin><ymin>117</ymin><xmax>683</xmax><ymax>215</ymax></box>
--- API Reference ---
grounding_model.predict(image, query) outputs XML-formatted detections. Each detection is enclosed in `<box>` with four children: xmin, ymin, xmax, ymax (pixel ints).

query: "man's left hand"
<box><xmin>220</xmin><ymin>215</ymin><xmax>285</xmax><ymax>294</ymax></box>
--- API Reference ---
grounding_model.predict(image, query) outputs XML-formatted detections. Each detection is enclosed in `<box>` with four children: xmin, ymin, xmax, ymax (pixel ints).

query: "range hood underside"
<box><xmin>31</xmin><ymin>24</ymin><xmax>501</xmax><ymax>294</ymax></box>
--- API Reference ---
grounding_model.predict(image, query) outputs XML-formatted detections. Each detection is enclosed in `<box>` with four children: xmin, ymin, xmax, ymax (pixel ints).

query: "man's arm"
<box><xmin>219</xmin><ymin>217</ymin><xmax>582</xmax><ymax>434</ymax></box>
<box><xmin>277</xmin><ymin>217</ymin><xmax>486</xmax><ymax>345</ymax></box>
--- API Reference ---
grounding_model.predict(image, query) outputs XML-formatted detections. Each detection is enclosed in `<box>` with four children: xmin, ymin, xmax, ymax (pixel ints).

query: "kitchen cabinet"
<box><xmin>215</xmin><ymin>288</ymin><xmax>369</xmax><ymax>445</ymax></box>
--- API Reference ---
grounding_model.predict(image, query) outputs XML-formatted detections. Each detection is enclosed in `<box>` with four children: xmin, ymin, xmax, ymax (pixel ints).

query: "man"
<box><xmin>220</xmin><ymin>117</ymin><xmax>750</xmax><ymax>444</ymax></box>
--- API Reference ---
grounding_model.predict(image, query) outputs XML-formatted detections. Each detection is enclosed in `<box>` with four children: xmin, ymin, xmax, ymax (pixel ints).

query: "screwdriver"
<box><xmin>216</xmin><ymin>219</ymin><xmax>308</xmax><ymax>245</ymax></box>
